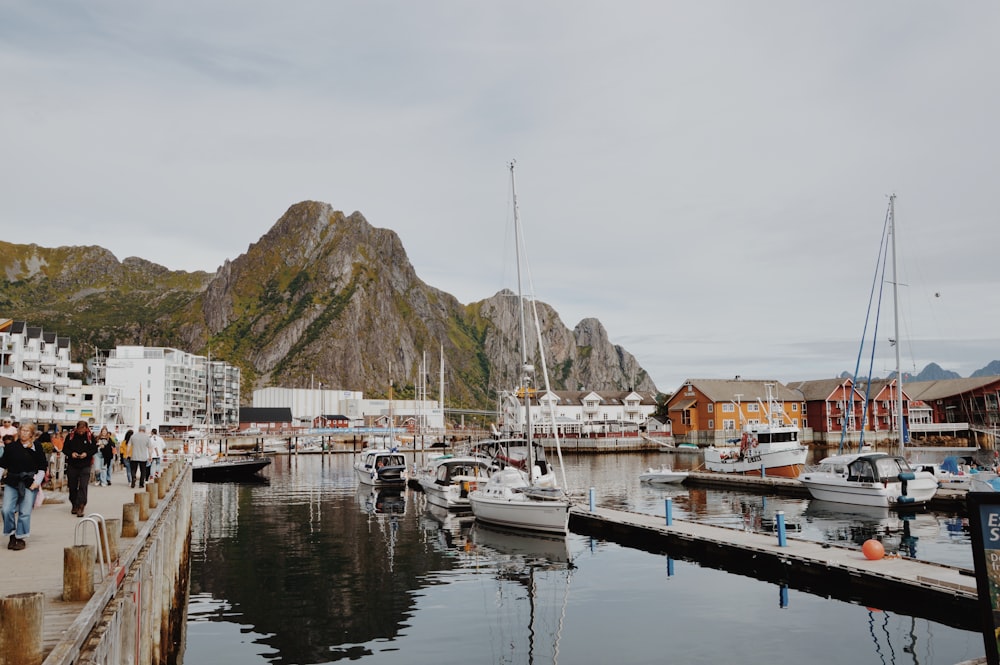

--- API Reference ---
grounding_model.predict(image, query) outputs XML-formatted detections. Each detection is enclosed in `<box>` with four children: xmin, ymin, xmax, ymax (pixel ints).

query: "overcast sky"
<box><xmin>2</xmin><ymin>2</ymin><xmax>998</xmax><ymax>392</ymax></box>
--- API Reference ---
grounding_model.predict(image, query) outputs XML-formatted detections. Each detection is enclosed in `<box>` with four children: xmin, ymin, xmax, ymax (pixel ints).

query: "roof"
<box><xmin>682</xmin><ymin>379</ymin><xmax>803</xmax><ymax>404</ymax></box>
<box><xmin>904</xmin><ymin>376</ymin><xmax>1000</xmax><ymax>401</ymax></box>
<box><xmin>669</xmin><ymin>398</ymin><xmax>697</xmax><ymax>411</ymax></box>
<box><xmin>319</xmin><ymin>414</ymin><xmax>349</xmax><ymax>420</ymax></box>
<box><xmin>786</xmin><ymin>378</ymin><xmax>856</xmax><ymax>401</ymax></box>
<box><xmin>239</xmin><ymin>407</ymin><xmax>293</xmax><ymax>423</ymax></box>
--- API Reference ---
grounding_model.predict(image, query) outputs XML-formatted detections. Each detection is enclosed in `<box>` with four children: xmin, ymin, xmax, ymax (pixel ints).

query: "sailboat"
<box><xmin>800</xmin><ymin>195</ymin><xmax>938</xmax><ymax>507</ymax></box>
<box><xmin>468</xmin><ymin>162</ymin><xmax>571</xmax><ymax>535</ymax></box>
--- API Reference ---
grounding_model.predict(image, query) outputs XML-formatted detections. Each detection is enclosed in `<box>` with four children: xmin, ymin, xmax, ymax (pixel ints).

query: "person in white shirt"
<box><xmin>149</xmin><ymin>428</ymin><xmax>165</xmax><ymax>479</ymax></box>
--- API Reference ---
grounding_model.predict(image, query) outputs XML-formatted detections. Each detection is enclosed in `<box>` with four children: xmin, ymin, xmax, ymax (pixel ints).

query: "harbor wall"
<box><xmin>43</xmin><ymin>463</ymin><xmax>192</xmax><ymax>665</ymax></box>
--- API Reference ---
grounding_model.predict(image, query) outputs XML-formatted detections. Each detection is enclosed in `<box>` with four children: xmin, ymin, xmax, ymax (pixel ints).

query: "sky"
<box><xmin>2</xmin><ymin>2</ymin><xmax>998</xmax><ymax>392</ymax></box>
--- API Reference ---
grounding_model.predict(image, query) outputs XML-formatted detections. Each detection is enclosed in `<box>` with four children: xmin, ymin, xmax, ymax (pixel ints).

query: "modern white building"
<box><xmin>0</xmin><ymin>319</ymin><xmax>85</xmax><ymax>426</ymax></box>
<box><xmin>105</xmin><ymin>346</ymin><xmax>240</xmax><ymax>432</ymax></box>
<box><xmin>517</xmin><ymin>389</ymin><xmax>660</xmax><ymax>436</ymax></box>
<box><xmin>252</xmin><ymin>387</ymin><xmax>445</xmax><ymax>430</ymax></box>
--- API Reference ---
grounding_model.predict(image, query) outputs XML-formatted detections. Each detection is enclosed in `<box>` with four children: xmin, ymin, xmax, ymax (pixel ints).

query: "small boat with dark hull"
<box><xmin>191</xmin><ymin>455</ymin><xmax>272</xmax><ymax>482</ymax></box>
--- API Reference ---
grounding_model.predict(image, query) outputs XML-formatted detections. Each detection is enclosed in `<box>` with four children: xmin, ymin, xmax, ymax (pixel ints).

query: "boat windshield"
<box><xmin>758</xmin><ymin>430</ymin><xmax>798</xmax><ymax>444</ymax></box>
<box><xmin>874</xmin><ymin>456</ymin><xmax>910</xmax><ymax>479</ymax></box>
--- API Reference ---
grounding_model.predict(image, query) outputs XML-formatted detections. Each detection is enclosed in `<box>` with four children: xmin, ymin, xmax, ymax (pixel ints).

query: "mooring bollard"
<box><xmin>0</xmin><ymin>591</ymin><xmax>44</xmax><ymax>665</ymax></box>
<box><xmin>146</xmin><ymin>482</ymin><xmax>158</xmax><ymax>509</ymax></box>
<box><xmin>64</xmin><ymin>544</ymin><xmax>96</xmax><ymax>601</ymax></box>
<box><xmin>589</xmin><ymin>487</ymin><xmax>596</xmax><ymax>512</ymax></box>
<box><xmin>665</xmin><ymin>498</ymin><xmax>673</xmax><ymax>526</ymax></box>
<box><xmin>135</xmin><ymin>492</ymin><xmax>150</xmax><ymax>521</ymax></box>
<box><xmin>122</xmin><ymin>502</ymin><xmax>139</xmax><ymax>537</ymax></box>
<box><xmin>776</xmin><ymin>510</ymin><xmax>787</xmax><ymax>547</ymax></box>
<box><xmin>104</xmin><ymin>517</ymin><xmax>121</xmax><ymax>564</ymax></box>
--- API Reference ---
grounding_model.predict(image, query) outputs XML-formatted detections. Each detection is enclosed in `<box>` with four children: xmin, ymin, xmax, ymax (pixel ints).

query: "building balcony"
<box><xmin>21</xmin><ymin>351</ymin><xmax>40</xmax><ymax>362</ymax></box>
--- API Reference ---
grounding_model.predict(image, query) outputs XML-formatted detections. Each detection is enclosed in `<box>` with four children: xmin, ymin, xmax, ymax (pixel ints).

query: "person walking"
<box><xmin>149</xmin><ymin>428</ymin><xmax>165</xmax><ymax>479</ymax></box>
<box><xmin>63</xmin><ymin>420</ymin><xmax>98</xmax><ymax>516</ymax></box>
<box><xmin>120</xmin><ymin>428</ymin><xmax>134</xmax><ymax>486</ymax></box>
<box><xmin>0</xmin><ymin>422</ymin><xmax>47</xmax><ymax>550</ymax></box>
<box><xmin>96</xmin><ymin>426</ymin><xmax>116</xmax><ymax>486</ymax></box>
<box><xmin>129</xmin><ymin>425</ymin><xmax>151</xmax><ymax>488</ymax></box>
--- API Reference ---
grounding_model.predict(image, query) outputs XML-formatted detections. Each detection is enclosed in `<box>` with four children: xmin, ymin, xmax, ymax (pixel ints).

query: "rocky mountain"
<box><xmin>840</xmin><ymin>361</ymin><xmax>997</xmax><ymax>383</ymax></box>
<box><xmin>971</xmin><ymin>361</ymin><xmax>1000</xmax><ymax>378</ymax></box>
<box><xmin>0</xmin><ymin>202</ymin><xmax>656</xmax><ymax>408</ymax></box>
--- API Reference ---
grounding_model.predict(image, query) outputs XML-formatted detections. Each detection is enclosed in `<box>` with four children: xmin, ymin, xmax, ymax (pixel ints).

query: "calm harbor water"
<box><xmin>183</xmin><ymin>451</ymin><xmax>985</xmax><ymax>665</ymax></box>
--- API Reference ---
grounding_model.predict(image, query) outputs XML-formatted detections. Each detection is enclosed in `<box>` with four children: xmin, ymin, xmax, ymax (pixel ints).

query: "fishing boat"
<box><xmin>191</xmin><ymin>454</ymin><xmax>272</xmax><ymax>482</ymax></box>
<box><xmin>703</xmin><ymin>384</ymin><xmax>807</xmax><ymax>478</ymax></box>
<box><xmin>415</xmin><ymin>453</ymin><xmax>494</xmax><ymax>510</ymax></box>
<box><xmin>799</xmin><ymin>452</ymin><xmax>937</xmax><ymax>507</ymax></box>
<box><xmin>353</xmin><ymin>448</ymin><xmax>408</xmax><ymax>486</ymax></box>
<box><xmin>468</xmin><ymin>162</ymin><xmax>571</xmax><ymax>535</ymax></box>
<box><xmin>639</xmin><ymin>466</ymin><xmax>688</xmax><ymax>484</ymax></box>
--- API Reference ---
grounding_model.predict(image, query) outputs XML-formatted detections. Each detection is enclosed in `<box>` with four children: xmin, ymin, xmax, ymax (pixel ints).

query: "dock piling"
<box><xmin>0</xmin><ymin>591</ymin><xmax>43</xmax><ymax>665</ymax></box>
<box><xmin>776</xmin><ymin>510</ymin><xmax>787</xmax><ymax>547</ymax></box>
<box><xmin>589</xmin><ymin>487</ymin><xmax>595</xmax><ymax>512</ymax></box>
<box><xmin>665</xmin><ymin>498</ymin><xmax>673</xmax><ymax>526</ymax></box>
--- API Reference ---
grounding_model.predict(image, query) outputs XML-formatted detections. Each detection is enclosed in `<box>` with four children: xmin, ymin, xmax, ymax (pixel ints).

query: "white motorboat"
<box><xmin>639</xmin><ymin>466</ymin><xmax>688</xmax><ymax>484</ymax></box>
<box><xmin>469</xmin><ymin>162</ymin><xmax>570</xmax><ymax>536</ymax></box>
<box><xmin>416</xmin><ymin>454</ymin><xmax>494</xmax><ymax>510</ymax></box>
<box><xmin>798</xmin><ymin>452</ymin><xmax>938</xmax><ymax>508</ymax></box>
<box><xmin>703</xmin><ymin>385</ymin><xmax>807</xmax><ymax>478</ymax></box>
<box><xmin>354</xmin><ymin>448</ymin><xmax>407</xmax><ymax>486</ymax></box>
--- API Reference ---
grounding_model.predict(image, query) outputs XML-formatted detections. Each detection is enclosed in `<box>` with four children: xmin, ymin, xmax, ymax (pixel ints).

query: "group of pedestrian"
<box><xmin>0</xmin><ymin>418</ymin><xmax>171</xmax><ymax>551</ymax></box>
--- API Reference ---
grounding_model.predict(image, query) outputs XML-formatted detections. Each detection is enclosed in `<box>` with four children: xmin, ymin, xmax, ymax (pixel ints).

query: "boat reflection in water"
<box><xmin>803</xmin><ymin>499</ymin><xmax>921</xmax><ymax>557</ymax></box>
<box><xmin>356</xmin><ymin>485</ymin><xmax>406</xmax><ymax>515</ymax></box>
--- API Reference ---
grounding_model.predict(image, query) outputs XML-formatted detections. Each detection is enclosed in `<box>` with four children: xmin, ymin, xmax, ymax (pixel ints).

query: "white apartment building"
<box><xmin>519</xmin><ymin>389</ymin><xmax>660</xmax><ymax>436</ymax></box>
<box><xmin>0</xmin><ymin>319</ymin><xmax>85</xmax><ymax>426</ymax></box>
<box><xmin>252</xmin><ymin>387</ymin><xmax>445</xmax><ymax>430</ymax></box>
<box><xmin>105</xmin><ymin>346</ymin><xmax>240</xmax><ymax>432</ymax></box>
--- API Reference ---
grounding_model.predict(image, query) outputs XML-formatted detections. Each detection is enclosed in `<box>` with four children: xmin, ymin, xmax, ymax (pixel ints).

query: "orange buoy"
<box><xmin>862</xmin><ymin>539</ymin><xmax>885</xmax><ymax>560</ymax></box>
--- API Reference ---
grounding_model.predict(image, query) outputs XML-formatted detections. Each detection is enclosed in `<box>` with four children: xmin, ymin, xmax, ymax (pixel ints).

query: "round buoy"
<box><xmin>862</xmin><ymin>539</ymin><xmax>885</xmax><ymax>560</ymax></box>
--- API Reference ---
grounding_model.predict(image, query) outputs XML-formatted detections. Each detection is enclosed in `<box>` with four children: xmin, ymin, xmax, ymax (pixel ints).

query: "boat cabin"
<box><xmin>844</xmin><ymin>454</ymin><xmax>914</xmax><ymax>483</ymax></box>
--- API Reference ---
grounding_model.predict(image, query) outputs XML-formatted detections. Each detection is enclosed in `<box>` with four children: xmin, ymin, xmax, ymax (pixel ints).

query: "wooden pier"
<box><xmin>569</xmin><ymin>503</ymin><xmax>980</xmax><ymax>630</ymax></box>
<box><xmin>0</xmin><ymin>461</ymin><xmax>191</xmax><ymax>664</ymax></box>
<box><xmin>682</xmin><ymin>470</ymin><xmax>969</xmax><ymax>511</ymax></box>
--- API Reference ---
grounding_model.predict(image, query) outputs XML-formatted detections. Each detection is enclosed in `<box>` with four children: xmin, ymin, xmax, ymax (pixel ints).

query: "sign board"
<box><xmin>967</xmin><ymin>491</ymin><xmax>1000</xmax><ymax>664</ymax></box>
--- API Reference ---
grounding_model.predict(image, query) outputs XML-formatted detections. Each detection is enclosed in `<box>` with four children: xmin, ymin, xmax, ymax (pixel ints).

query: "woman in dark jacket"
<box><xmin>63</xmin><ymin>420</ymin><xmax>98</xmax><ymax>516</ymax></box>
<box><xmin>0</xmin><ymin>421</ymin><xmax>48</xmax><ymax>550</ymax></box>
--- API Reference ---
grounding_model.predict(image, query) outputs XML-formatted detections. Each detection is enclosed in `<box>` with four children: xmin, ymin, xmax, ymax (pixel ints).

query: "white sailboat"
<box><xmin>469</xmin><ymin>162</ymin><xmax>571</xmax><ymax>535</ymax></box>
<box><xmin>800</xmin><ymin>195</ymin><xmax>938</xmax><ymax>507</ymax></box>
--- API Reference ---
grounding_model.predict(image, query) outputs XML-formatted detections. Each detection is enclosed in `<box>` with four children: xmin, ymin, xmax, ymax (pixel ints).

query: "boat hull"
<box><xmin>798</xmin><ymin>475</ymin><xmax>939</xmax><ymax>508</ymax></box>
<box><xmin>469</xmin><ymin>468</ymin><xmax>569</xmax><ymax>535</ymax></box>
<box><xmin>703</xmin><ymin>446</ymin><xmax>807</xmax><ymax>478</ymax></box>
<box><xmin>639</xmin><ymin>468</ymin><xmax>688</xmax><ymax>484</ymax></box>
<box><xmin>191</xmin><ymin>457</ymin><xmax>272</xmax><ymax>482</ymax></box>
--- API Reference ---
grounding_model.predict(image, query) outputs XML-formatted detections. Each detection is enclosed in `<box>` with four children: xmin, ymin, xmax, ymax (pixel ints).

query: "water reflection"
<box><xmin>183</xmin><ymin>453</ymin><xmax>983</xmax><ymax>665</ymax></box>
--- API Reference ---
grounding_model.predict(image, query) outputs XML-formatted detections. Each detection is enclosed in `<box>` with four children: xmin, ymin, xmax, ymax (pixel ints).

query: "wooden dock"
<box><xmin>682</xmin><ymin>470</ymin><xmax>969</xmax><ymax>511</ymax></box>
<box><xmin>0</xmin><ymin>465</ymin><xmax>187</xmax><ymax>663</ymax></box>
<box><xmin>569</xmin><ymin>503</ymin><xmax>980</xmax><ymax>630</ymax></box>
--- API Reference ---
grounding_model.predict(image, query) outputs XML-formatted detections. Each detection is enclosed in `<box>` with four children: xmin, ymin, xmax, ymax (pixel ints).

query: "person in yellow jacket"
<box><xmin>119</xmin><ymin>429</ymin><xmax>134</xmax><ymax>486</ymax></box>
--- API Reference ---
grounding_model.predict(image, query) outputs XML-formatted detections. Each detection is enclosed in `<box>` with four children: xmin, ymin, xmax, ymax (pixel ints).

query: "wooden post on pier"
<box><xmin>135</xmin><ymin>492</ymin><xmax>150</xmax><ymax>521</ymax></box>
<box><xmin>0</xmin><ymin>591</ymin><xmax>43</xmax><ymax>665</ymax></box>
<box><xmin>104</xmin><ymin>517</ymin><xmax>121</xmax><ymax>563</ymax></box>
<box><xmin>122</xmin><ymin>502</ymin><xmax>139</xmax><ymax>537</ymax></box>
<box><xmin>157</xmin><ymin>476</ymin><xmax>166</xmax><ymax>499</ymax></box>
<box><xmin>146</xmin><ymin>482</ymin><xmax>159</xmax><ymax>509</ymax></box>
<box><xmin>63</xmin><ymin>545</ymin><xmax>95</xmax><ymax>601</ymax></box>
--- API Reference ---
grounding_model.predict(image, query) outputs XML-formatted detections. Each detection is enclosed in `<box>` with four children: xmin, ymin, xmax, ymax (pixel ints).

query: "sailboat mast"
<box><xmin>889</xmin><ymin>193</ymin><xmax>905</xmax><ymax>452</ymax></box>
<box><xmin>510</xmin><ymin>161</ymin><xmax>534</xmax><ymax>472</ymax></box>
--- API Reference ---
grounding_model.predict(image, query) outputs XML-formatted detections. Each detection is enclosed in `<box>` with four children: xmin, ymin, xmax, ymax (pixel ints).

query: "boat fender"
<box><xmin>898</xmin><ymin>495</ymin><xmax>916</xmax><ymax>504</ymax></box>
<box><xmin>897</xmin><ymin>471</ymin><xmax>915</xmax><ymax>496</ymax></box>
<box><xmin>897</xmin><ymin>472</ymin><xmax>915</xmax><ymax>481</ymax></box>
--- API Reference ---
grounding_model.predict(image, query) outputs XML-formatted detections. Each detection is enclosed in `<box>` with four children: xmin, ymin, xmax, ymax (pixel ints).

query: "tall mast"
<box><xmin>889</xmin><ymin>194</ymin><xmax>905</xmax><ymax>452</ymax></box>
<box><xmin>510</xmin><ymin>161</ymin><xmax>535</xmax><ymax>474</ymax></box>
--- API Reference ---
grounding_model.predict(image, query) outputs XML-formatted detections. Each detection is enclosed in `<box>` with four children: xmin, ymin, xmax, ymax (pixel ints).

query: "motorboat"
<box><xmin>798</xmin><ymin>452</ymin><xmax>938</xmax><ymax>507</ymax></box>
<box><xmin>190</xmin><ymin>454</ymin><xmax>272</xmax><ymax>482</ymax></box>
<box><xmin>416</xmin><ymin>454</ymin><xmax>494</xmax><ymax>510</ymax></box>
<box><xmin>354</xmin><ymin>448</ymin><xmax>407</xmax><ymax>486</ymax></box>
<box><xmin>639</xmin><ymin>466</ymin><xmax>688</xmax><ymax>484</ymax></box>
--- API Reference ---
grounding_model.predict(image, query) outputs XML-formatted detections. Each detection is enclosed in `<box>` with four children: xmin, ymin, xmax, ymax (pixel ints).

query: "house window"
<box><xmin>723</xmin><ymin>419</ymin><xmax>735</xmax><ymax>431</ymax></box>
<box><xmin>747</xmin><ymin>403</ymin><xmax>759</xmax><ymax>412</ymax></box>
<box><xmin>792</xmin><ymin>404</ymin><xmax>798</xmax><ymax>412</ymax></box>
<box><xmin>722</xmin><ymin>403</ymin><xmax>734</xmax><ymax>413</ymax></box>
<box><xmin>708</xmin><ymin>419</ymin><xmax>714</xmax><ymax>429</ymax></box>
<box><xmin>707</xmin><ymin>404</ymin><xmax>714</xmax><ymax>413</ymax></box>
